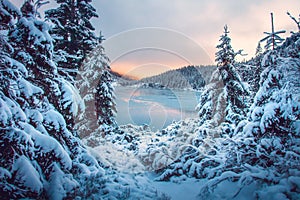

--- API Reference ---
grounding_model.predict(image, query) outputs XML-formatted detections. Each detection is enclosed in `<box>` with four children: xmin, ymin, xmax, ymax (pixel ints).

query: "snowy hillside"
<box><xmin>116</xmin><ymin>65</ymin><xmax>217</xmax><ymax>90</ymax></box>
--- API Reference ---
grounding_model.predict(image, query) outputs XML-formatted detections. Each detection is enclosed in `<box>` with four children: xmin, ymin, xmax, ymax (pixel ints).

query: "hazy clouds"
<box><xmin>92</xmin><ymin>0</ymin><xmax>299</xmax><ymax>77</ymax></box>
<box><xmin>10</xmin><ymin>0</ymin><xmax>300</xmax><ymax>78</ymax></box>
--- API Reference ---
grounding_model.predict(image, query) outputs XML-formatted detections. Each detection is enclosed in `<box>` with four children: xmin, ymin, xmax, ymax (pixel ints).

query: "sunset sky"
<box><xmin>12</xmin><ymin>0</ymin><xmax>300</xmax><ymax>79</ymax></box>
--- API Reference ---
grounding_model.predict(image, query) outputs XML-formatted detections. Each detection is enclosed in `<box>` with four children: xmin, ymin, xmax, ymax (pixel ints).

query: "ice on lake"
<box><xmin>115</xmin><ymin>86</ymin><xmax>200</xmax><ymax>130</ymax></box>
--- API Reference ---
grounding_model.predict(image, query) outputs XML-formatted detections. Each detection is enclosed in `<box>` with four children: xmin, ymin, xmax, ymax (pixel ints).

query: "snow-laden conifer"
<box><xmin>45</xmin><ymin>0</ymin><xmax>99</xmax><ymax>82</ymax></box>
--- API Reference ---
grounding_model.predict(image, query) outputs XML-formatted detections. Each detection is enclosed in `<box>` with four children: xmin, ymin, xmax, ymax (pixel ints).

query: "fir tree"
<box><xmin>10</xmin><ymin>0</ymin><xmax>86</xmax><ymax>132</ymax></box>
<box><xmin>95</xmin><ymin>70</ymin><xmax>117</xmax><ymax>128</ymax></box>
<box><xmin>215</xmin><ymin>25</ymin><xmax>249</xmax><ymax>126</ymax></box>
<box><xmin>196</xmin><ymin>25</ymin><xmax>249</xmax><ymax>129</ymax></box>
<box><xmin>157</xmin><ymin>26</ymin><xmax>250</xmax><ymax>181</ymax></box>
<box><xmin>226</xmin><ymin>33</ymin><xmax>300</xmax><ymax>199</ymax></box>
<box><xmin>76</xmin><ymin>45</ymin><xmax>117</xmax><ymax>141</ymax></box>
<box><xmin>45</xmin><ymin>0</ymin><xmax>99</xmax><ymax>82</ymax></box>
<box><xmin>0</xmin><ymin>1</ymin><xmax>105</xmax><ymax>198</ymax></box>
<box><xmin>215</xmin><ymin>25</ymin><xmax>235</xmax><ymax>66</ymax></box>
<box><xmin>255</xmin><ymin>42</ymin><xmax>263</xmax><ymax>57</ymax></box>
<box><xmin>10</xmin><ymin>0</ymin><xmax>57</xmax><ymax>81</ymax></box>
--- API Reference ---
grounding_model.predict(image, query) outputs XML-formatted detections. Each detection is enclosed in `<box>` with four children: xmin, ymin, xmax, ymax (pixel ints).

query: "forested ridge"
<box><xmin>115</xmin><ymin>65</ymin><xmax>217</xmax><ymax>91</ymax></box>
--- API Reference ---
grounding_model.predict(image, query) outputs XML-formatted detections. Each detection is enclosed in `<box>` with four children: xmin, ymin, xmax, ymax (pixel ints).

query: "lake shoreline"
<box><xmin>114</xmin><ymin>86</ymin><xmax>201</xmax><ymax>130</ymax></box>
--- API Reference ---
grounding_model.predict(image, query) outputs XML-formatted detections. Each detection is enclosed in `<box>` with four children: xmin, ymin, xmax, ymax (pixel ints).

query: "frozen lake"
<box><xmin>114</xmin><ymin>86</ymin><xmax>201</xmax><ymax>130</ymax></box>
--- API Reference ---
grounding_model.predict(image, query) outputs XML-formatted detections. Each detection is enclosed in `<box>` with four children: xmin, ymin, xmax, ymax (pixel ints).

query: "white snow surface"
<box><xmin>86</xmin><ymin>119</ymin><xmax>263</xmax><ymax>199</ymax></box>
<box><xmin>59</xmin><ymin>78</ymin><xmax>84</xmax><ymax>116</ymax></box>
<box><xmin>12</xmin><ymin>156</ymin><xmax>43</xmax><ymax>193</ymax></box>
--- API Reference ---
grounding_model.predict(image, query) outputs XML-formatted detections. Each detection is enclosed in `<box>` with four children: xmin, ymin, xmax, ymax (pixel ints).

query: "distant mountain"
<box><xmin>114</xmin><ymin>65</ymin><xmax>217</xmax><ymax>90</ymax></box>
<box><xmin>110</xmin><ymin>70</ymin><xmax>137</xmax><ymax>81</ymax></box>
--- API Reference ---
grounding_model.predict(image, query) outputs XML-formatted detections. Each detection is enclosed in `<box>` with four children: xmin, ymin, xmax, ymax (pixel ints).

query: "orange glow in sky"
<box><xmin>10</xmin><ymin>0</ymin><xmax>300</xmax><ymax>79</ymax></box>
<box><xmin>96</xmin><ymin>0</ymin><xmax>300</xmax><ymax>79</ymax></box>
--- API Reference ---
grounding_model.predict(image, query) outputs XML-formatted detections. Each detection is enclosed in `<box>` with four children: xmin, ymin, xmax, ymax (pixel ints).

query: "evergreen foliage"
<box><xmin>196</xmin><ymin>25</ymin><xmax>249</xmax><ymax>129</ymax></box>
<box><xmin>95</xmin><ymin>70</ymin><xmax>117</xmax><ymax>128</ymax></box>
<box><xmin>0</xmin><ymin>1</ymin><xmax>131</xmax><ymax>199</ymax></box>
<box><xmin>156</xmin><ymin>29</ymin><xmax>300</xmax><ymax>200</ymax></box>
<box><xmin>118</xmin><ymin>65</ymin><xmax>215</xmax><ymax>91</ymax></box>
<box><xmin>76</xmin><ymin>45</ymin><xmax>117</xmax><ymax>145</ymax></box>
<box><xmin>215</xmin><ymin>25</ymin><xmax>235</xmax><ymax>66</ymax></box>
<box><xmin>45</xmin><ymin>0</ymin><xmax>99</xmax><ymax>82</ymax></box>
<box><xmin>140</xmin><ymin>65</ymin><xmax>206</xmax><ymax>90</ymax></box>
<box><xmin>215</xmin><ymin>25</ymin><xmax>249</xmax><ymax>126</ymax></box>
<box><xmin>255</xmin><ymin>42</ymin><xmax>263</xmax><ymax>57</ymax></box>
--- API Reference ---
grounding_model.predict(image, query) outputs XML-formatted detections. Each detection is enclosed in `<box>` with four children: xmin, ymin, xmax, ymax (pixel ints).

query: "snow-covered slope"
<box><xmin>117</xmin><ymin>65</ymin><xmax>217</xmax><ymax>90</ymax></box>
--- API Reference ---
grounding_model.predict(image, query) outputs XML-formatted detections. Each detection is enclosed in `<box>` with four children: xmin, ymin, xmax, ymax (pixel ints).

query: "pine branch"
<box><xmin>33</xmin><ymin>0</ymin><xmax>50</xmax><ymax>18</ymax></box>
<box><xmin>287</xmin><ymin>11</ymin><xmax>300</xmax><ymax>32</ymax></box>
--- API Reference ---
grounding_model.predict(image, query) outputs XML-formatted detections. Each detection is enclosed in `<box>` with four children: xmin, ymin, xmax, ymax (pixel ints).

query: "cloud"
<box><xmin>102</xmin><ymin>28</ymin><xmax>213</xmax><ymax>78</ymax></box>
<box><xmin>92</xmin><ymin>0</ymin><xmax>300</xmax><ymax>76</ymax></box>
<box><xmin>11</xmin><ymin>0</ymin><xmax>300</xmax><ymax>76</ymax></box>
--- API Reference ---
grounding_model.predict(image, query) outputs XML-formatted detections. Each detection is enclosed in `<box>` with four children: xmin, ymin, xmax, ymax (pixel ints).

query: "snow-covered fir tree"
<box><xmin>45</xmin><ymin>0</ymin><xmax>99</xmax><ymax>82</ymax></box>
<box><xmin>76</xmin><ymin>45</ymin><xmax>117</xmax><ymax>145</ymax></box>
<box><xmin>0</xmin><ymin>1</ymin><xmax>106</xmax><ymax>198</ymax></box>
<box><xmin>10</xmin><ymin>0</ymin><xmax>57</xmax><ymax>81</ymax></box>
<box><xmin>1</xmin><ymin>1</ymin><xmax>169</xmax><ymax>199</ymax></box>
<box><xmin>9</xmin><ymin>0</ymin><xmax>84</xmax><ymax>132</ymax></box>
<box><xmin>196</xmin><ymin>25</ymin><xmax>249</xmax><ymax>128</ymax></box>
<box><xmin>2</xmin><ymin>1</ymin><xmax>300</xmax><ymax>198</ymax></box>
<box><xmin>154</xmin><ymin>25</ymin><xmax>249</xmax><ymax>182</ymax></box>
<box><xmin>215</xmin><ymin>25</ymin><xmax>249</xmax><ymax>126</ymax></box>
<box><xmin>95</xmin><ymin>70</ymin><xmax>117</xmax><ymax>128</ymax></box>
<box><xmin>200</xmin><ymin>32</ymin><xmax>300</xmax><ymax>200</ymax></box>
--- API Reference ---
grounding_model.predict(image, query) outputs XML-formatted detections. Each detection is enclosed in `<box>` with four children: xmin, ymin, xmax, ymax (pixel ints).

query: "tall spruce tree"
<box><xmin>95</xmin><ymin>70</ymin><xmax>117</xmax><ymax>128</ymax></box>
<box><xmin>157</xmin><ymin>26</ymin><xmax>250</xmax><ymax>181</ymax></box>
<box><xmin>45</xmin><ymin>0</ymin><xmax>99</xmax><ymax>82</ymax></box>
<box><xmin>215</xmin><ymin>25</ymin><xmax>248</xmax><ymax>126</ymax></box>
<box><xmin>198</xmin><ymin>25</ymin><xmax>249</xmax><ymax>128</ymax></box>
<box><xmin>76</xmin><ymin>45</ymin><xmax>117</xmax><ymax>143</ymax></box>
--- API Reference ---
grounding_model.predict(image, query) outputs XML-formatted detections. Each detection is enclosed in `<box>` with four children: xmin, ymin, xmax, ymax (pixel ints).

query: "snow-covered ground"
<box><xmin>85</xmin><ymin>119</ymin><xmax>205</xmax><ymax>199</ymax></box>
<box><xmin>86</xmin><ymin>119</ymin><xmax>262</xmax><ymax>200</ymax></box>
